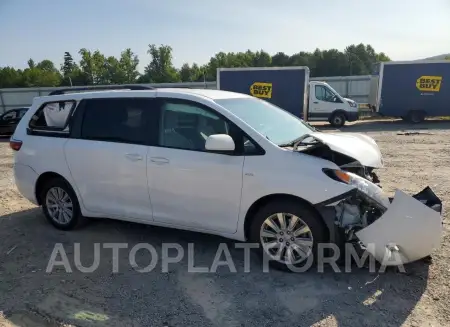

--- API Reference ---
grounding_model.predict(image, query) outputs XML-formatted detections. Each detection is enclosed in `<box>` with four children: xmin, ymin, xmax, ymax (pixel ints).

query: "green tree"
<box><xmin>36</xmin><ymin>59</ymin><xmax>58</xmax><ymax>73</ymax></box>
<box><xmin>61</xmin><ymin>52</ymin><xmax>76</xmax><ymax>76</ymax></box>
<box><xmin>0</xmin><ymin>43</ymin><xmax>392</xmax><ymax>87</ymax></box>
<box><xmin>179</xmin><ymin>63</ymin><xmax>204</xmax><ymax>82</ymax></box>
<box><xmin>0</xmin><ymin>67</ymin><xmax>23</xmax><ymax>88</ymax></box>
<box><xmin>78</xmin><ymin>48</ymin><xmax>95</xmax><ymax>84</ymax></box>
<box><xmin>78</xmin><ymin>48</ymin><xmax>108</xmax><ymax>84</ymax></box>
<box><xmin>27</xmin><ymin>59</ymin><xmax>35</xmax><ymax>69</ymax></box>
<box><xmin>60</xmin><ymin>52</ymin><xmax>88</xmax><ymax>86</ymax></box>
<box><xmin>252</xmin><ymin>50</ymin><xmax>272</xmax><ymax>67</ymax></box>
<box><xmin>20</xmin><ymin>64</ymin><xmax>61</xmax><ymax>87</ymax></box>
<box><xmin>141</xmin><ymin>44</ymin><xmax>180</xmax><ymax>83</ymax></box>
<box><xmin>271</xmin><ymin>52</ymin><xmax>290</xmax><ymax>66</ymax></box>
<box><xmin>179</xmin><ymin>63</ymin><xmax>192</xmax><ymax>82</ymax></box>
<box><xmin>118</xmin><ymin>48</ymin><xmax>139</xmax><ymax>83</ymax></box>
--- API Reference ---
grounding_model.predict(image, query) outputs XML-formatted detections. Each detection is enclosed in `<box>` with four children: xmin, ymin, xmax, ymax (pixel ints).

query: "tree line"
<box><xmin>0</xmin><ymin>43</ymin><xmax>392</xmax><ymax>88</ymax></box>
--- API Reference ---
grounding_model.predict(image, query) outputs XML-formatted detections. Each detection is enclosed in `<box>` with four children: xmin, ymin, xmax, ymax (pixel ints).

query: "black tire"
<box><xmin>329</xmin><ymin>112</ymin><xmax>346</xmax><ymax>128</ymax></box>
<box><xmin>40</xmin><ymin>177</ymin><xmax>87</xmax><ymax>230</ymax></box>
<box><xmin>249</xmin><ymin>199</ymin><xmax>328</xmax><ymax>272</ymax></box>
<box><xmin>405</xmin><ymin>110</ymin><xmax>425</xmax><ymax>124</ymax></box>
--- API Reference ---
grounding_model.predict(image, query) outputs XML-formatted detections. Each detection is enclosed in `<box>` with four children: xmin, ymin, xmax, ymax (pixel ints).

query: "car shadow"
<box><xmin>0</xmin><ymin>208</ymin><xmax>430</xmax><ymax>327</ymax></box>
<box><xmin>313</xmin><ymin>119</ymin><xmax>450</xmax><ymax>133</ymax></box>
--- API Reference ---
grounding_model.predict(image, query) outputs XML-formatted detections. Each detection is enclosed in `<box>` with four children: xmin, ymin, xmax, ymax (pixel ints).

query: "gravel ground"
<box><xmin>0</xmin><ymin>119</ymin><xmax>449</xmax><ymax>327</ymax></box>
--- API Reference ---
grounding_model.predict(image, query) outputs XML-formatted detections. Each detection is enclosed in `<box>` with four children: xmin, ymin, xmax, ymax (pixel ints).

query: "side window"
<box><xmin>315</xmin><ymin>85</ymin><xmax>325</xmax><ymax>101</ymax></box>
<box><xmin>159</xmin><ymin>100</ymin><xmax>229</xmax><ymax>151</ymax></box>
<box><xmin>18</xmin><ymin>109</ymin><xmax>27</xmax><ymax>118</ymax></box>
<box><xmin>315</xmin><ymin>85</ymin><xmax>337</xmax><ymax>103</ymax></box>
<box><xmin>29</xmin><ymin>101</ymin><xmax>75</xmax><ymax>130</ymax></box>
<box><xmin>243</xmin><ymin>136</ymin><xmax>259</xmax><ymax>154</ymax></box>
<box><xmin>2</xmin><ymin>111</ymin><xmax>17</xmax><ymax>120</ymax></box>
<box><xmin>81</xmin><ymin>98</ymin><xmax>153</xmax><ymax>145</ymax></box>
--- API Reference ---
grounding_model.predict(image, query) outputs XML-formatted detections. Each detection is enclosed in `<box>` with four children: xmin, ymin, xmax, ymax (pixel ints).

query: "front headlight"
<box><xmin>347</xmin><ymin>100</ymin><xmax>357</xmax><ymax>108</ymax></box>
<box><xmin>323</xmin><ymin>169</ymin><xmax>390</xmax><ymax>208</ymax></box>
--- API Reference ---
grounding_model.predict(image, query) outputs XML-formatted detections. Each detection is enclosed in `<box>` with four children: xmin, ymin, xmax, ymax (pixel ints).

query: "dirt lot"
<box><xmin>0</xmin><ymin>119</ymin><xmax>449</xmax><ymax>327</ymax></box>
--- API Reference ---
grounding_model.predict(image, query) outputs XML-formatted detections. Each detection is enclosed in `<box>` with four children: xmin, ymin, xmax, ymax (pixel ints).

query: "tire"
<box><xmin>329</xmin><ymin>112</ymin><xmax>346</xmax><ymax>128</ymax></box>
<box><xmin>40</xmin><ymin>177</ymin><xmax>87</xmax><ymax>230</ymax></box>
<box><xmin>249</xmin><ymin>199</ymin><xmax>328</xmax><ymax>272</ymax></box>
<box><xmin>405</xmin><ymin>110</ymin><xmax>425</xmax><ymax>124</ymax></box>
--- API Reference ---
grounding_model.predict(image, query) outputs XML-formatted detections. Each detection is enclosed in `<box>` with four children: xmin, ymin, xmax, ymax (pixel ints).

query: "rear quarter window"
<box><xmin>29</xmin><ymin>100</ymin><xmax>76</xmax><ymax>131</ymax></box>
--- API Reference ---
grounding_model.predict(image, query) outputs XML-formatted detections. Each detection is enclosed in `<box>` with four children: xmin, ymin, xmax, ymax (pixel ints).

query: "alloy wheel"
<box><xmin>45</xmin><ymin>187</ymin><xmax>74</xmax><ymax>224</ymax></box>
<box><xmin>260</xmin><ymin>213</ymin><xmax>314</xmax><ymax>265</ymax></box>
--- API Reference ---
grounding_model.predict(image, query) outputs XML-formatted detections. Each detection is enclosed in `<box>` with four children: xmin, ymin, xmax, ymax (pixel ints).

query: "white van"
<box><xmin>306</xmin><ymin>80</ymin><xmax>358</xmax><ymax>127</ymax></box>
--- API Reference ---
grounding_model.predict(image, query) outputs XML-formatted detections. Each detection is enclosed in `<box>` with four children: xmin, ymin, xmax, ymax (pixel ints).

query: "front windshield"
<box><xmin>326</xmin><ymin>84</ymin><xmax>340</xmax><ymax>97</ymax></box>
<box><xmin>327</xmin><ymin>85</ymin><xmax>344</xmax><ymax>101</ymax></box>
<box><xmin>215</xmin><ymin>97</ymin><xmax>314</xmax><ymax>145</ymax></box>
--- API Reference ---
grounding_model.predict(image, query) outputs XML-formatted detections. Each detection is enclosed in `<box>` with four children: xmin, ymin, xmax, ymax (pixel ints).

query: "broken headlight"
<box><xmin>323</xmin><ymin>169</ymin><xmax>390</xmax><ymax>209</ymax></box>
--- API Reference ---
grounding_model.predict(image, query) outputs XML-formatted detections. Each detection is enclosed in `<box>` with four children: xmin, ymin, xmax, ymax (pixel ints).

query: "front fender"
<box><xmin>238</xmin><ymin>153</ymin><xmax>356</xmax><ymax>237</ymax></box>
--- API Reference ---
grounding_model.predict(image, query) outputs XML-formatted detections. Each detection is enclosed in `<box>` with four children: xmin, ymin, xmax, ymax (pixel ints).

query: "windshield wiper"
<box><xmin>278</xmin><ymin>134</ymin><xmax>316</xmax><ymax>148</ymax></box>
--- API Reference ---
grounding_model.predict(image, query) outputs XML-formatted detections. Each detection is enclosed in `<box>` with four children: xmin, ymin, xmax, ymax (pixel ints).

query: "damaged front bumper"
<box><xmin>318</xmin><ymin>186</ymin><xmax>443</xmax><ymax>266</ymax></box>
<box><xmin>355</xmin><ymin>187</ymin><xmax>443</xmax><ymax>265</ymax></box>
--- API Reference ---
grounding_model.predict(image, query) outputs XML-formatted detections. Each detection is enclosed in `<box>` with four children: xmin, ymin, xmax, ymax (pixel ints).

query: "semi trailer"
<box><xmin>368</xmin><ymin>60</ymin><xmax>450</xmax><ymax>123</ymax></box>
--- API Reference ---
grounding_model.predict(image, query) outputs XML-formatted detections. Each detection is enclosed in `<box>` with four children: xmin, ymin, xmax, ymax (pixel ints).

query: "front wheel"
<box><xmin>249</xmin><ymin>200</ymin><xmax>328</xmax><ymax>271</ymax></box>
<box><xmin>329</xmin><ymin>112</ymin><xmax>346</xmax><ymax>128</ymax></box>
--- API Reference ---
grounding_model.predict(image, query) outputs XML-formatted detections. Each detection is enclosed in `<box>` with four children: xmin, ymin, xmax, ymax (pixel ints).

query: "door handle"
<box><xmin>125</xmin><ymin>153</ymin><xmax>143</xmax><ymax>161</ymax></box>
<box><xmin>313</xmin><ymin>101</ymin><xmax>319</xmax><ymax>104</ymax></box>
<box><xmin>150</xmin><ymin>157</ymin><xmax>169</xmax><ymax>165</ymax></box>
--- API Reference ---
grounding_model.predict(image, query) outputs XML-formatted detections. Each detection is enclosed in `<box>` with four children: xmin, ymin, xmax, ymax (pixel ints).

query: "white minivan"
<box><xmin>11</xmin><ymin>85</ymin><xmax>442</xmax><ymax>271</ymax></box>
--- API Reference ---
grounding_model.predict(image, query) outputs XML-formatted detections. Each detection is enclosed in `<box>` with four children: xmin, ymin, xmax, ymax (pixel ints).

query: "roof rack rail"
<box><xmin>48</xmin><ymin>85</ymin><xmax>155</xmax><ymax>96</ymax></box>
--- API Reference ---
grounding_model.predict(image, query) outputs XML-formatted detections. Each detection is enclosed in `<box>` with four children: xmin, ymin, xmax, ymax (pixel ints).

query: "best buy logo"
<box><xmin>250</xmin><ymin>82</ymin><xmax>273</xmax><ymax>99</ymax></box>
<box><xmin>416</xmin><ymin>76</ymin><xmax>442</xmax><ymax>92</ymax></box>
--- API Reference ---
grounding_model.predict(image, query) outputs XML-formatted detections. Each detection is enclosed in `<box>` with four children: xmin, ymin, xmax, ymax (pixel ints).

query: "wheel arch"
<box><xmin>35</xmin><ymin>171</ymin><xmax>73</xmax><ymax>205</ymax></box>
<box><xmin>330</xmin><ymin>109</ymin><xmax>348</xmax><ymax>120</ymax></box>
<box><xmin>243</xmin><ymin>193</ymin><xmax>330</xmax><ymax>241</ymax></box>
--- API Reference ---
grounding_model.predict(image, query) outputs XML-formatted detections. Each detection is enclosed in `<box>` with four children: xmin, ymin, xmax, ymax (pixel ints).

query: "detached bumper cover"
<box><xmin>355</xmin><ymin>187</ymin><xmax>443</xmax><ymax>265</ymax></box>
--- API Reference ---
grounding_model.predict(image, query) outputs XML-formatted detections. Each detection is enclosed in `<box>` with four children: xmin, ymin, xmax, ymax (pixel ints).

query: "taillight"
<box><xmin>10</xmin><ymin>139</ymin><xmax>22</xmax><ymax>151</ymax></box>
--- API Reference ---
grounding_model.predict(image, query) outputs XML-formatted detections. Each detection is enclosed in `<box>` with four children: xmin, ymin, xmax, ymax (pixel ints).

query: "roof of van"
<box><xmin>156</xmin><ymin>88</ymin><xmax>248</xmax><ymax>99</ymax></box>
<box><xmin>40</xmin><ymin>88</ymin><xmax>249</xmax><ymax>101</ymax></box>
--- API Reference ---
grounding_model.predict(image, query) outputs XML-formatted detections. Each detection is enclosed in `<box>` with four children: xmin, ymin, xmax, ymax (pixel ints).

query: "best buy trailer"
<box><xmin>368</xmin><ymin>60</ymin><xmax>450</xmax><ymax>123</ymax></box>
<box><xmin>217</xmin><ymin>67</ymin><xmax>359</xmax><ymax>127</ymax></box>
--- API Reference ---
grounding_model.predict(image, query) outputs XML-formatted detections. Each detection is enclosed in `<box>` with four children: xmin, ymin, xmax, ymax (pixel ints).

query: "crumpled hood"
<box><xmin>306</xmin><ymin>132</ymin><xmax>383</xmax><ymax>168</ymax></box>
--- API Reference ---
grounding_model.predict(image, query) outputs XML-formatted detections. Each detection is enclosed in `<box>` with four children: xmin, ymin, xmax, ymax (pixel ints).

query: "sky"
<box><xmin>1</xmin><ymin>0</ymin><xmax>449</xmax><ymax>72</ymax></box>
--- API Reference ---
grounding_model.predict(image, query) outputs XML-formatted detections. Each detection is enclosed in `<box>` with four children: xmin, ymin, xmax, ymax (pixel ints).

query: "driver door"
<box><xmin>310</xmin><ymin>85</ymin><xmax>340</xmax><ymax>119</ymax></box>
<box><xmin>147</xmin><ymin>98</ymin><xmax>245</xmax><ymax>234</ymax></box>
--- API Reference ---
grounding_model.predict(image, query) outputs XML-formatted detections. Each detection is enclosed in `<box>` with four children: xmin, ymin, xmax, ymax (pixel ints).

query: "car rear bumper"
<box><xmin>356</xmin><ymin>187</ymin><xmax>442</xmax><ymax>265</ymax></box>
<box><xmin>14</xmin><ymin>163</ymin><xmax>39</xmax><ymax>205</ymax></box>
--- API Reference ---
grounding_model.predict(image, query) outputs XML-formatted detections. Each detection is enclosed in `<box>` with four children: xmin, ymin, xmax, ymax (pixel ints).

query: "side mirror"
<box><xmin>205</xmin><ymin>134</ymin><xmax>235</xmax><ymax>152</ymax></box>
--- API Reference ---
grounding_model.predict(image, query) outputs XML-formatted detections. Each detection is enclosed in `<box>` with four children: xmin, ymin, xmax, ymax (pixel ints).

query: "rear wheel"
<box><xmin>40</xmin><ymin>178</ymin><xmax>86</xmax><ymax>230</ymax></box>
<box><xmin>329</xmin><ymin>112</ymin><xmax>346</xmax><ymax>128</ymax></box>
<box><xmin>249</xmin><ymin>200</ymin><xmax>327</xmax><ymax>271</ymax></box>
<box><xmin>404</xmin><ymin>110</ymin><xmax>425</xmax><ymax>124</ymax></box>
